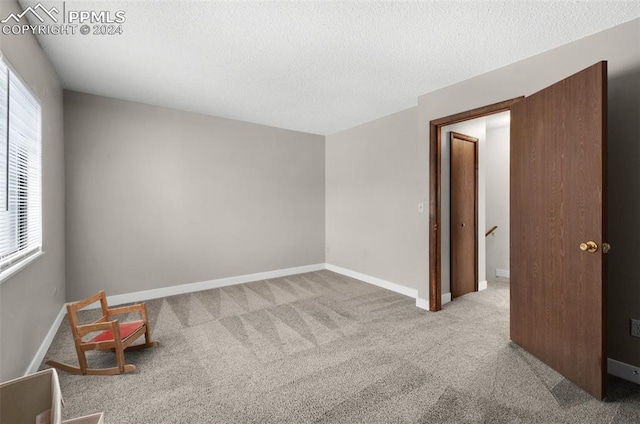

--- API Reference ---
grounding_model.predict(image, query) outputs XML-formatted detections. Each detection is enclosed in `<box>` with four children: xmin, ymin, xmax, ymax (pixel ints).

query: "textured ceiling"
<box><xmin>17</xmin><ymin>1</ymin><xmax>640</xmax><ymax>135</ymax></box>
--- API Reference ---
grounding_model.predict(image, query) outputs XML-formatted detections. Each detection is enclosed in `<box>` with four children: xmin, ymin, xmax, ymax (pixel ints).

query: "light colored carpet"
<box><xmin>42</xmin><ymin>270</ymin><xmax>640</xmax><ymax>423</ymax></box>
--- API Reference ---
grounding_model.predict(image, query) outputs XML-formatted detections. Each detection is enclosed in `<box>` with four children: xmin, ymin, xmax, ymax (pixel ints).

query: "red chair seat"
<box><xmin>89</xmin><ymin>321</ymin><xmax>144</xmax><ymax>343</ymax></box>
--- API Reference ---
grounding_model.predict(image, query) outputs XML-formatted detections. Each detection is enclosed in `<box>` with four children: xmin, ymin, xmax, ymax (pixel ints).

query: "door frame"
<box><xmin>449</xmin><ymin>132</ymin><xmax>479</xmax><ymax>298</ymax></box>
<box><xmin>429</xmin><ymin>97</ymin><xmax>523</xmax><ymax>311</ymax></box>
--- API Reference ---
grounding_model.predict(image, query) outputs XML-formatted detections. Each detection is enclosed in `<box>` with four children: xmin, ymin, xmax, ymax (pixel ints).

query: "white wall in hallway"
<box><xmin>485</xmin><ymin>123</ymin><xmax>510</xmax><ymax>282</ymax></box>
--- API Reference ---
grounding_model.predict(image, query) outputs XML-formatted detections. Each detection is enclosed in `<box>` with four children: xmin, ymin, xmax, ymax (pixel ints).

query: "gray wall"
<box><xmin>325</xmin><ymin>107</ymin><xmax>424</xmax><ymax>291</ymax></box>
<box><xmin>485</xmin><ymin>126</ymin><xmax>510</xmax><ymax>282</ymax></box>
<box><xmin>65</xmin><ymin>92</ymin><xmax>325</xmax><ymax>301</ymax></box>
<box><xmin>0</xmin><ymin>0</ymin><xmax>65</xmax><ymax>380</ymax></box>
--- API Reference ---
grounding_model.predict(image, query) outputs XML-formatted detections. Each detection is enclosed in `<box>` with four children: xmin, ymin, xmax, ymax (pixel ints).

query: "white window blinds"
<box><xmin>0</xmin><ymin>58</ymin><xmax>42</xmax><ymax>273</ymax></box>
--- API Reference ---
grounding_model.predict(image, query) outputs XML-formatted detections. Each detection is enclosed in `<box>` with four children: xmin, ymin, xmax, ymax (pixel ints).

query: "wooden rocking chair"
<box><xmin>46</xmin><ymin>290</ymin><xmax>159</xmax><ymax>375</ymax></box>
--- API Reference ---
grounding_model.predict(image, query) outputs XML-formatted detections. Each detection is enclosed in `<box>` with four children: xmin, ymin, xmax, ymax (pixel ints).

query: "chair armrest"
<box><xmin>106</xmin><ymin>303</ymin><xmax>150</xmax><ymax>324</ymax></box>
<box><xmin>77</xmin><ymin>320</ymin><xmax>118</xmax><ymax>337</ymax></box>
<box><xmin>106</xmin><ymin>304</ymin><xmax>145</xmax><ymax>317</ymax></box>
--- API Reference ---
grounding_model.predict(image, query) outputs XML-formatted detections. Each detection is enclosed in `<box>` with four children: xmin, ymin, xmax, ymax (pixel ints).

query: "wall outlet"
<box><xmin>631</xmin><ymin>319</ymin><xmax>640</xmax><ymax>338</ymax></box>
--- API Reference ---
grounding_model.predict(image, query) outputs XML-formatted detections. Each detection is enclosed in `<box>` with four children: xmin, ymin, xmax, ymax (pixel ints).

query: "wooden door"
<box><xmin>510</xmin><ymin>62</ymin><xmax>607</xmax><ymax>399</ymax></box>
<box><xmin>450</xmin><ymin>132</ymin><xmax>478</xmax><ymax>299</ymax></box>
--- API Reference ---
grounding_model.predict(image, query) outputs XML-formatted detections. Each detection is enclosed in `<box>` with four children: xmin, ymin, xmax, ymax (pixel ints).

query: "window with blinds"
<box><xmin>0</xmin><ymin>58</ymin><xmax>42</xmax><ymax>277</ymax></box>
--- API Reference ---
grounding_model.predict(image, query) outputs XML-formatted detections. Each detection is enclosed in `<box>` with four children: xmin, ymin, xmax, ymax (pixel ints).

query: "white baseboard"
<box><xmin>28</xmin><ymin>264</ymin><xmax>326</xmax><ymax>374</ymax></box>
<box><xmin>479</xmin><ymin>280</ymin><xmax>488</xmax><ymax>291</ymax></box>
<box><xmin>325</xmin><ymin>264</ymin><xmax>418</xmax><ymax>299</ymax></box>
<box><xmin>36</xmin><ymin>266</ymin><xmax>635</xmax><ymax>393</ymax></box>
<box><xmin>26</xmin><ymin>303</ymin><xmax>67</xmax><ymax>375</ymax></box>
<box><xmin>416</xmin><ymin>293</ymin><xmax>453</xmax><ymax>310</ymax></box>
<box><xmin>496</xmin><ymin>269</ymin><xmax>510</xmax><ymax>278</ymax></box>
<box><xmin>93</xmin><ymin>263</ymin><xmax>326</xmax><ymax>309</ymax></box>
<box><xmin>608</xmin><ymin>358</ymin><xmax>640</xmax><ymax>385</ymax></box>
<box><xmin>416</xmin><ymin>297</ymin><xmax>429</xmax><ymax>310</ymax></box>
<box><xmin>30</xmin><ymin>263</ymin><xmax>422</xmax><ymax>374</ymax></box>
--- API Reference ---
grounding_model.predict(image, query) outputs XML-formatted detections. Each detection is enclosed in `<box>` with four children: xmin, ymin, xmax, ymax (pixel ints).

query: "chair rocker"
<box><xmin>46</xmin><ymin>290</ymin><xmax>159</xmax><ymax>375</ymax></box>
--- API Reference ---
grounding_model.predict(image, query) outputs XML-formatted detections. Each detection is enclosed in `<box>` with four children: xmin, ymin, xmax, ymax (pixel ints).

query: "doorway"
<box><xmin>428</xmin><ymin>98</ymin><xmax>521</xmax><ymax>311</ymax></box>
<box><xmin>427</xmin><ymin>60</ymin><xmax>608</xmax><ymax>400</ymax></box>
<box><xmin>439</xmin><ymin>113</ymin><xmax>511</xmax><ymax>302</ymax></box>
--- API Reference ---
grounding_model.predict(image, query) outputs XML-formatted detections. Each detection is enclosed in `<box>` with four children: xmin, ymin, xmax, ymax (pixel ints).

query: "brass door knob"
<box><xmin>580</xmin><ymin>241</ymin><xmax>598</xmax><ymax>253</ymax></box>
